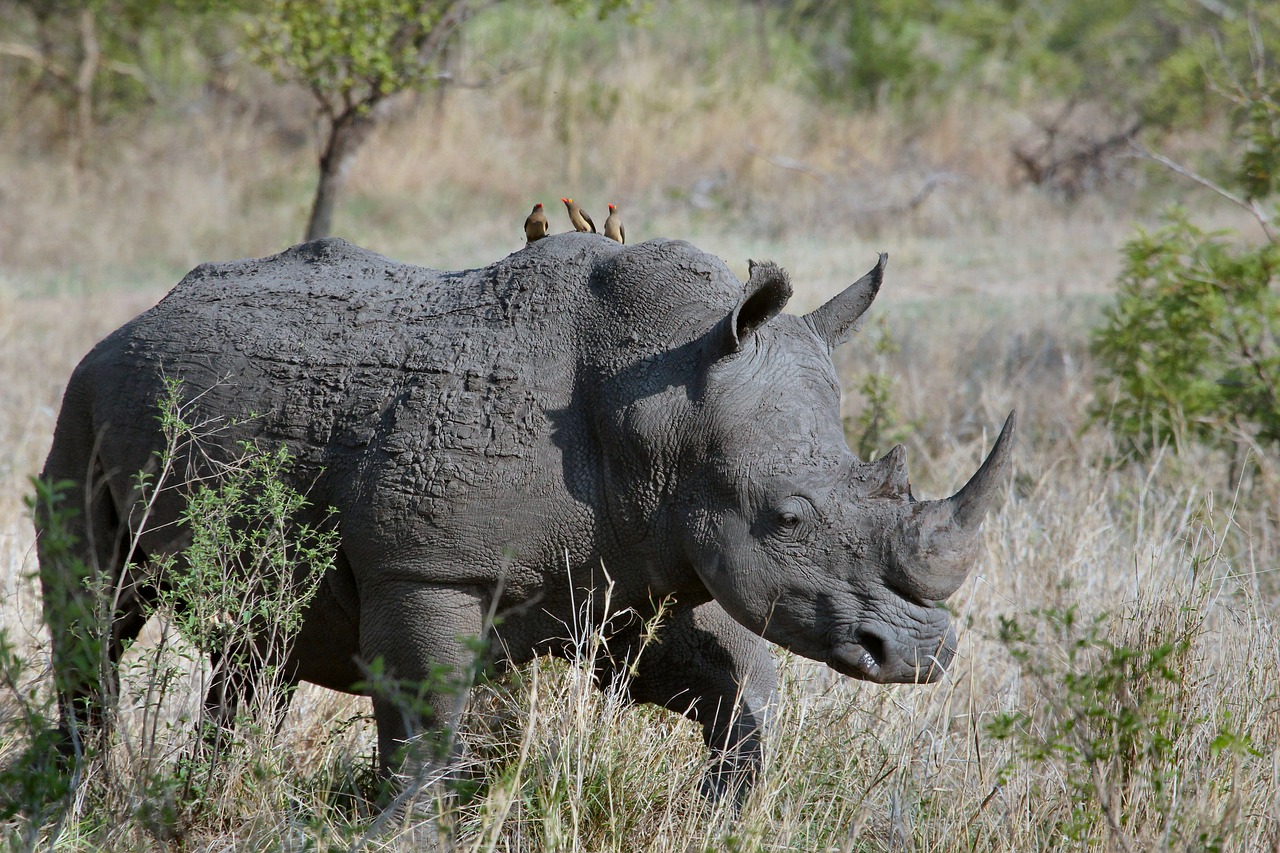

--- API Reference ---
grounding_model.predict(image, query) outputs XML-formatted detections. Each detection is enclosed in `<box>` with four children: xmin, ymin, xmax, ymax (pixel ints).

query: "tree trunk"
<box><xmin>754</xmin><ymin>0</ymin><xmax>772</xmax><ymax>78</ymax></box>
<box><xmin>72</xmin><ymin>7</ymin><xmax>99</xmax><ymax>171</ymax></box>
<box><xmin>432</xmin><ymin>28</ymin><xmax>463</xmax><ymax>123</ymax></box>
<box><xmin>304</xmin><ymin>106</ymin><xmax>379</xmax><ymax>241</ymax></box>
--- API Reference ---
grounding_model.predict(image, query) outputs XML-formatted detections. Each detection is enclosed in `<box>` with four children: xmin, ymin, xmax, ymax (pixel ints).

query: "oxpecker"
<box><xmin>524</xmin><ymin>203</ymin><xmax>549</xmax><ymax>243</ymax></box>
<box><xmin>603</xmin><ymin>203</ymin><xmax>625</xmax><ymax>244</ymax></box>
<box><xmin>562</xmin><ymin>197</ymin><xmax>595</xmax><ymax>233</ymax></box>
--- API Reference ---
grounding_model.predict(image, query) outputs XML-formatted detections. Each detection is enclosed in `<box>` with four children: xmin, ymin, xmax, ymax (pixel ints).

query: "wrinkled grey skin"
<box><xmin>37</xmin><ymin>233</ymin><xmax>1014</xmax><ymax>802</ymax></box>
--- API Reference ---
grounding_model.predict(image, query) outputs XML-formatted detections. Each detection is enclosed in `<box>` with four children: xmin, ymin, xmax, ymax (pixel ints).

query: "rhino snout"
<box><xmin>828</xmin><ymin>624</ymin><xmax>957</xmax><ymax>684</ymax></box>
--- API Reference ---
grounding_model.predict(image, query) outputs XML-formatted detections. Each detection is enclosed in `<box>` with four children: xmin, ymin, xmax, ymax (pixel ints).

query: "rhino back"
<box><xmin>73</xmin><ymin>237</ymin><xmax>613</xmax><ymax>574</ymax></box>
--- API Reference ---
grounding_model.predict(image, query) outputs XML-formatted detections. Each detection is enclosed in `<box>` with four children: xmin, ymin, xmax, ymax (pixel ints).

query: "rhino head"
<box><xmin>609</xmin><ymin>251</ymin><xmax>1015</xmax><ymax>684</ymax></box>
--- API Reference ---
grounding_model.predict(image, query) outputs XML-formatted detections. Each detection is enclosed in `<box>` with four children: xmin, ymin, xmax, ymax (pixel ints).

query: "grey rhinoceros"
<box><xmin>37</xmin><ymin>233</ymin><xmax>1014</xmax><ymax>801</ymax></box>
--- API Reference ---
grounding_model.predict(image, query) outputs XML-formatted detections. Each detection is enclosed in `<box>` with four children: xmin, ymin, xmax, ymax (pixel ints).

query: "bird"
<box><xmin>524</xmin><ymin>203</ymin><xmax>549</xmax><ymax>243</ymax></box>
<box><xmin>603</xmin><ymin>203</ymin><xmax>625</xmax><ymax>244</ymax></box>
<box><xmin>562</xmin><ymin>197</ymin><xmax>595</xmax><ymax>233</ymax></box>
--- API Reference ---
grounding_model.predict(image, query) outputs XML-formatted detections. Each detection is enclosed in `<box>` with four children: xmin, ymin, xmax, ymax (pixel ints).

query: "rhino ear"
<box><xmin>720</xmin><ymin>260</ymin><xmax>792</xmax><ymax>354</ymax></box>
<box><xmin>805</xmin><ymin>253</ymin><xmax>887</xmax><ymax>349</ymax></box>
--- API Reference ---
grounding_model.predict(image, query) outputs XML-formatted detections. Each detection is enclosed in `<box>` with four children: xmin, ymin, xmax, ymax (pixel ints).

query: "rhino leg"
<box><xmin>358</xmin><ymin>581</ymin><xmax>488</xmax><ymax>789</ymax></box>
<box><xmin>198</xmin><ymin>548</ymin><xmax>366</xmax><ymax>748</ymax></box>
<box><xmin>36</xmin><ymin>443</ymin><xmax>154</xmax><ymax>757</ymax></box>
<box><xmin>595</xmin><ymin>600</ymin><xmax>778</xmax><ymax>806</ymax></box>
<box><xmin>289</xmin><ymin>549</ymin><xmax>364</xmax><ymax>693</ymax></box>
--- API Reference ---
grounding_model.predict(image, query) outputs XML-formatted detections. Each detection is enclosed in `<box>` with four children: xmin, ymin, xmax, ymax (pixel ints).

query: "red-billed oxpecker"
<box><xmin>603</xmin><ymin>203</ymin><xmax>625</xmax><ymax>244</ymax></box>
<box><xmin>562</xmin><ymin>197</ymin><xmax>595</xmax><ymax>233</ymax></box>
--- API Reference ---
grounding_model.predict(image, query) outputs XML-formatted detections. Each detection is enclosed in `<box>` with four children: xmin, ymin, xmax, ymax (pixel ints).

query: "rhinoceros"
<box><xmin>37</xmin><ymin>233</ymin><xmax>1013</xmax><ymax>800</ymax></box>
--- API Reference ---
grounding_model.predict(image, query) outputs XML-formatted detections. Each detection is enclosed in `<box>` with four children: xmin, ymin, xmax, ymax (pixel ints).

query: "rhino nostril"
<box><xmin>854</xmin><ymin>629</ymin><xmax>887</xmax><ymax>668</ymax></box>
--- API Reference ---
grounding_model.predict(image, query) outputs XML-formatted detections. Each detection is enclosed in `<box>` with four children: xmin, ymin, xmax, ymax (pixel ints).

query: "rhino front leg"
<box><xmin>598</xmin><ymin>600</ymin><xmax>778</xmax><ymax>806</ymax></box>
<box><xmin>359</xmin><ymin>582</ymin><xmax>488</xmax><ymax>791</ymax></box>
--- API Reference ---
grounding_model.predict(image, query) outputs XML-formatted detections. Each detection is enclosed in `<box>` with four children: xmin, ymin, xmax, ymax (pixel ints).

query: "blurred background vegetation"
<box><xmin>1</xmin><ymin>0</ymin><xmax>1275</xmax><ymax>261</ymax></box>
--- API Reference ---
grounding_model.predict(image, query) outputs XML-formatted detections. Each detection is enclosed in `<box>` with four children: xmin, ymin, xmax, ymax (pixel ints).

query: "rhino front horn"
<box><xmin>947</xmin><ymin>410</ymin><xmax>1017</xmax><ymax>531</ymax></box>
<box><xmin>895</xmin><ymin>411</ymin><xmax>1016</xmax><ymax>601</ymax></box>
<box><xmin>805</xmin><ymin>253</ymin><xmax>887</xmax><ymax>349</ymax></box>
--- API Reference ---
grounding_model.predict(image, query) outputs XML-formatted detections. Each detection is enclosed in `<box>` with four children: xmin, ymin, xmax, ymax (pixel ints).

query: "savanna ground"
<box><xmin>1</xmin><ymin>2</ymin><xmax>1279</xmax><ymax>849</ymax></box>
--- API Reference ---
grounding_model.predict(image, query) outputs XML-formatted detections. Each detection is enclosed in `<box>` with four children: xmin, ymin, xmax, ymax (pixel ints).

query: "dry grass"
<box><xmin>2</xmin><ymin>1</ymin><xmax>1279</xmax><ymax>848</ymax></box>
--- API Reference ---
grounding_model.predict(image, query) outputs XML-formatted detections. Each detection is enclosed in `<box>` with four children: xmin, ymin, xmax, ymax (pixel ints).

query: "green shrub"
<box><xmin>0</xmin><ymin>632</ymin><xmax>73</xmax><ymax>853</ymax></box>
<box><xmin>5</xmin><ymin>379</ymin><xmax>344</xmax><ymax>846</ymax></box>
<box><xmin>845</xmin><ymin>317</ymin><xmax>920</xmax><ymax>462</ymax></box>
<box><xmin>988</xmin><ymin>602</ymin><xmax>1255</xmax><ymax>848</ymax></box>
<box><xmin>1090</xmin><ymin>211</ymin><xmax>1279</xmax><ymax>455</ymax></box>
<box><xmin>785</xmin><ymin>0</ymin><xmax>940</xmax><ymax>108</ymax></box>
<box><xmin>1090</xmin><ymin>72</ymin><xmax>1280</xmax><ymax>457</ymax></box>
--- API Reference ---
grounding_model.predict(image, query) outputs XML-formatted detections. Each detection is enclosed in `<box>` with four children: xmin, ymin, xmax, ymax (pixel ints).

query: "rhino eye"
<box><xmin>771</xmin><ymin>496</ymin><xmax>815</xmax><ymax>539</ymax></box>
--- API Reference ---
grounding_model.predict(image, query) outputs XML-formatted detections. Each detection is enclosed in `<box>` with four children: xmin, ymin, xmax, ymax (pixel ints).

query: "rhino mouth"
<box><xmin>828</xmin><ymin>631</ymin><xmax>888</xmax><ymax>682</ymax></box>
<box><xmin>829</xmin><ymin>645</ymin><xmax>882</xmax><ymax>681</ymax></box>
<box><xmin>828</xmin><ymin>629</ymin><xmax>950</xmax><ymax>684</ymax></box>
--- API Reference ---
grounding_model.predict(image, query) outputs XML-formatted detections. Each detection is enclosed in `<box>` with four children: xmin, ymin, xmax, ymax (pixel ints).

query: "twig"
<box><xmin>102</xmin><ymin>59</ymin><xmax>158</xmax><ymax>104</ymax></box>
<box><xmin>742</xmin><ymin>143</ymin><xmax>961</xmax><ymax>214</ymax></box>
<box><xmin>854</xmin><ymin>172</ymin><xmax>966</xmax><ymax>216</ymax></box>
<box><xmin>903</xmin><ymin>172</ymin><xmax>957</xmax><ymax>211</ymax></box>
<box><xmin>965</xmin><ymin>784</ymin><xmax>1002</xmax><ymax>852</ymax></box>
<box><xmin>1191</xmin><ymin>0</ymin><xmax>1237</xmax><ymax>21</ymax></box>
<box><xmin>0</xmin><ymin>40</ymin><xmax>52</xmax><ymax>68</ymax></box>
<box><xmin>1090</xmin><ymin>759</ymin><xmax>1136</xmax><ymax>853</ymax></box>
<box><xmin>742</xmin><ymin>143</ymin><xmax>833</xmax><ymax>185</ymax></box>
<box><xmin>429</xmin><ymin>59</ymin><xmax>531</xmax><ymax>91</ymax></box>
<box><xmin>1133</xmin><ymin>143</ymin><xmax>1276</xmax><ymax>242</ymax></box>
<box><xmin>965</xmin><ymin>783</ymin><xmax>1001</xmax><ymax>829</ymax></box>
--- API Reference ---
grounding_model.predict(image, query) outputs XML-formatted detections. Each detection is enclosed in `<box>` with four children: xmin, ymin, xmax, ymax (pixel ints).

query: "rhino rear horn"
<box><xmin>722</xmin><ymin>260</ymin><xmax>793</xmax><ymax>353</ymax></box>
<box><xmin>805</xmin><ymin>253</ymin><xmax>887</xmax><ymax>349</ymax></box>
<box><xmin>867</xmin><ymin>443</ymin><xmax>910</xmax><ymax>497</ymax></box>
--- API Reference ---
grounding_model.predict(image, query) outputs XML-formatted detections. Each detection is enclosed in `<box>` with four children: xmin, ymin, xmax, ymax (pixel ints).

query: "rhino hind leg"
<box><xmin>595</xmin><ymin>600</ymin><xmax>778</xmax><ymax>807</ymax></box>
<box><xmin>199</xmin><ymin>637</ymin><xmax>299</xmax><ymax>758</ymax></box>
<box><xmin>36</xmin><ymin>451</ymin><xmax>154</xmax><ymax>759</ymax></box>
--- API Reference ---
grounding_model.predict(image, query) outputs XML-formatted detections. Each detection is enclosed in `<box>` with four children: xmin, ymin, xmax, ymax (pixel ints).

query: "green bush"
<box><xmin>4</xmin><ymin>379</ymin><xmax>344</xmax><ymax>847</ymax></box>
<box><xmin>988</xmin><ymin>602</ymin><xmax>1255</xmax><ymax>847</ymax></box>
<box><xmin>844</xmin><ymin>317</ymin><xmax>920</xmax><ymax>461</ymax></box>
<box><xmin>784</xmin><ymin>0</ymin><xmax>941</xmax><ymax>107</ymax></box>
<box><xmin>1090</xmin><ymin>72</ymin><xmax>1280</xmax><ymax>457</ymax></box>
<box><xmin>1090</xmin><ymin>211</ymin><xmax>1279</xmax><ymax>455</ymax></box>
<box><xmin>0</xmin><ymin>632</ymin><xmax>73</xmax><ymax>853</ymax></box>
<box><xmin>941</xmin><ymin>0</ymin><xmax>1278</xmax><ymax>128</ymax></box>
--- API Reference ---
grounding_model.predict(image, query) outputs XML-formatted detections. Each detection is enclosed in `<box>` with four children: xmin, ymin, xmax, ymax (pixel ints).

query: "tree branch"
<box><xmin>429</xmin><ymin>60</ymin><xmax>531</xmax><ymax>90</ymax></box>
<box><xmin>1133</xmin><ymin>143</ymin><xmax>1276</xmax><ymax>243</ymax></box>
<box><xmin>742</xmin><ymin>143</ymin><xmax>833</xmax><ymax>185</ymax></box>
<box><xmin>0</xmin><ymin>40</ymin><xmax>52</xmax><ymax>68</ymax></box>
